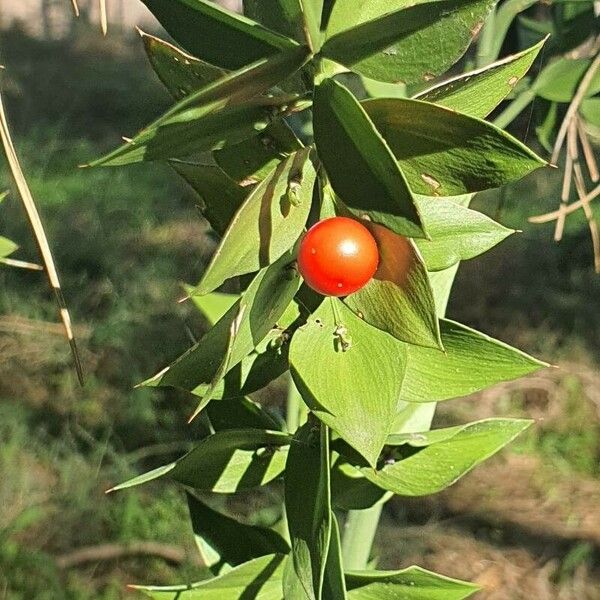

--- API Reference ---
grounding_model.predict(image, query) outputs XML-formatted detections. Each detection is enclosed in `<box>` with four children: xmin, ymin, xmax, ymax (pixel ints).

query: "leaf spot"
<box><xmin>508</xmin><ymin>76</ymin><xmax>519</xmax><ymax>87</ymax></box>
<box><xmin>421</xmin><ymin>173</ymin><xmax>441</xmax><ymax>193</ymax></box>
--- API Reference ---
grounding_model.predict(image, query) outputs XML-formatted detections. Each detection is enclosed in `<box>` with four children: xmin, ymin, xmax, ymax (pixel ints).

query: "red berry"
<box><xmin>298</xmin><ymin>217</ymin><xmax>379</xmax><ymax>297</ymax></box>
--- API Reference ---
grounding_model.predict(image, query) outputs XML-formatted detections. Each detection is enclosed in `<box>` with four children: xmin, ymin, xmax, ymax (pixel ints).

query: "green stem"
<box><xmin>476</xmin><ymin>5</ymin><xmax>497</xmax><ymax>68</ymax></box>
<box><xmin>286</xmin><ymin>375</ymin><xmax>305</xmax><ymax>433</ymax></box>
<box><xmin>341</xmin><ymin>503</ymin><xmax>384</xmax><ymax>570</ymax></box>
<box><xmin>493</xmin><ymin>89</ymin><xmax>536</xmax><ymax>130</ymax></box>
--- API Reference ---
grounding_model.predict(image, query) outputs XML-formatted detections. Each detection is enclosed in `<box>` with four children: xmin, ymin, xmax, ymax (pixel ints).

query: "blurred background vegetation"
<box><xmin>0</xmin><ymin>2</ymin><xmax>599</xmax><ymax>599</ymax></box>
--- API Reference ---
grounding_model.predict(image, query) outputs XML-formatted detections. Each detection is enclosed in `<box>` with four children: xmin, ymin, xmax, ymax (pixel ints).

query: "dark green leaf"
<box><xmin>344</xmin><ymin>222</ymin><xmax>441</xmax><ymax>348</ymax></box>
<box><xmin>416</xmin><ymin>39</ymin><xmax>545</xmax><ymax>118</ymax></box>
<box><xmin>186</xmin><ymin>492</ymin><xmax>289</xmax><ymax>573</ymax></box>
<box><xmin>313</xmin><ymin>78</ymin><xmax>425</xmax><ymax>238</ymax></box>
<box><xmin>141</xmin><ymin>30</ymin><xmax>225</xmax><ymax>100</ymax></box>
<box><xmin>322</xmin><ymin>0</ymin><xmax>495</xmax><ymax>85</ymax></box>
<box><xmin>207</xmin><ymin>396</ymin><xmax>282</xmax><ymax>432</ymax></box>
<box><xmin>290</xmin><ymin>298</ymin><xmax>407</xmax><ymax>467</ymax></box>
<box><xmin>284</xmin><ymin>421</ymin><xmax>331</xmax><ymax>600</ymax></box>
<box><xmin>363</xmin><ymin>97</ymin><xmax>546</xmax><ymax>196</ymax></box>
<box><xmin>171</xmin><ymin>162</ymin><xmax>246</xmax><ymax>236</ymax></box>
<box><xmin>402</xmin><ymin>319</ymin><xmax>548</xmax><ymax>403</ymax></box>
<box><xmin>215</xmin><ymin>120</ymin><xmax>303</xmax><ymax>184</ymax></box>
<box><xmin>144</xmin><ymin>251</ymin><xmax>300</xmax><ymax>398</ymax></box>
<box><xmin>89</xmin><ymin>46</ymin><xmax>311</xmax><ymax>167</ymax></box>
<box><xmin>195</xmin><ymin>149</ymin><xmax>316</xmax><ymax>295</ymax></box>
<box><xmin>131</xmin><ymin>554</ymin><xmax>286</xmax><ymax>599</ymax></box>
<box><xmin>533</xmin><ymin>57</ymin><xmax>600</xmax><ymax>103</ymax></box>
<box><xmin>331</xmin><ymin>457</ymin><xmax>389</xmax><ymax>511</ymax></box>
<box><xmin>243</xmin><ymin>0</ymin><xmax>306</xmax><ymax>42</ymax></box>
<box><xmin>141</xmin><ymin>0</ymin><xmax>298</xmax><ymax>69</ymax></box>
<box><xmin>109</xmin><ymin>429</ymin><xmax>290</xmax><ymax>493</ymax></box>
<box><xmin>362</xmin><ymin>419</ymin><xmax>532</xmax><ymax>496</ymax></box>
<box><xmin>345</xmin><ymin>565</ymin><xmax>479</xmax><ymax>599</ymax></box>
<box><xmin>414</xmin><ymin>195</ymin><xmax>514</xmax><ymax>271</ymax></box>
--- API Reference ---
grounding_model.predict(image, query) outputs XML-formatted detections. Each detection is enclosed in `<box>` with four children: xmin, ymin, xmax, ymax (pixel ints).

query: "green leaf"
<box><xmin>89</xmin><ymin>46</ymin><xmax>311</xmax><ymax>167</ymax></box>
<box><xmin>243</xmin><ymin>0</ymin><xmax>306</xmax><ymax>43</ymax></box>
<box><xmin>186</xmin><ymin>493</ymin><xmax>289</xmax><ymax>573</ymax></box>
<box><xmin>214</xmin><ymin>120</ymin><xmax>303</xmax><ymax>185</ymax></box>
<box><xmin>322</xmin><ymin>0</ymin><xmax>495</xmax><ymax>85</ymax></box>
<box><xmin>581</xmin><ymin>98</ymin><xmax>600</xmax><ymax>128</ymax></box>
<box><xmin>171</xmin><ymin>162</ymin><xmax>246</xmax><ymax>236</ymax></box>
<box><xmin>300</xmin><ymin>0</ymin><xmax>325</xmax><ymax>51</ymax></box>
<box><xmin>195</xmin><ymin>149</ymin><xmax>316</xmax><ymax>295</ymax></box>
<box><xmin>290</xmin><ymin>298</ymin><xmax>407</xmax><ymax>467</ymax></box>
<box><xmin>362</xmin><ymin>97</ymin><xmax>546</xmax><ymax>196</ymax></box>
<box><xmin>416</xmin><ymin>39</ymin><xmax>545</xmax><ymax>118</ymax></box>
<box><xmin>361</xmin><ymin>419</ymin><xmax>532</xmax><ymax>496</ymax></box>
<box><xmin>189</xmin><ymin>291</ymin><xmax>239</xmax><ymax>326</ymax></box>
<box><xmin>207</xmin><ymin>396</ymin><xmax>282</xmax><ymax>432</ymax></box>
<box><xmin>402</xmin><ymin>319</ymin><xmax>548</xmax><ymax>403</ymax></box>
<box><xmin>141</xmin><ymin>0</ymin><xmax>299</xmax><ymax>69</ymax></box>
<box><xmin>313</xmin><ymin>78</ymin><xmax>425</xmax><ymax>239</ymax></box>
<box><xmin>284</xmin><ymin>421</ymin><xmax>331</xmax><ymax>600</ymax></box>
<box><xmin>414</xmin><ymin>195</ymin><xmax>514</xmax><ymax>271</ymax></box>
<box><xmin>141</xmin><ymin>31</ymin><xmax>225</xmax><ymax>100</ymax></box>
<box><xmin>131</xmin><ymin>554</ymin><xmax>286</xmax><ymax>599</ymax></box>
<box><xmin>344</xmin><ymin>222</ymin><xmax>442</xmax><ymax>349</ymax></box>
<box><xmin>323</xmin><ymin>514</ymin><xmax>347</xmax><ymax>599</ymax></box>
<box><xmin>0</xmin><ymin>236</ymin><xmax>18</xmax><ymax>259</ymax></box>
<box><xmin>345</xmin><ymin>565</ymin><xmax>479</xmax><ymax>599</ymax></box>
<box><xmin>533</xmin><ymin>57</ymin><xmax>600</xmax><ymax>103</ymax></box>
<box><xmin>109</xmin><ymin>429</ymin><xmax>290</xmax><ymax>494</ymax></box>
<box><xmin>144</xmin><ymin>251</ymin><xmax>301</xmax><ymax>398</ymax></box>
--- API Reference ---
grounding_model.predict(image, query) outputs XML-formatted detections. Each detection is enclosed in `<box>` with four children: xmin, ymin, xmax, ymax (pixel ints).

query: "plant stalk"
<box><xmin>341</xmin><ymin>503</ymin><xmax>384</xmax><ymax>570</ymax></box>
<box><xmin>286</xmin><ymin>375</ymin><xmax>305</xmax><ymax>433</ymax></box>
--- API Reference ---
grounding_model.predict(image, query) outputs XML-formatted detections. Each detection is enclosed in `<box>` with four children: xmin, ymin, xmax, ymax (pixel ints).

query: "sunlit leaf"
<box><xmin>414</xmin><ymin>195</ymin><xmax>514</xmax><ymax>271</ymax></box>
<box><xmin>402</xmin><ymin>319</ymin><xmax>549</xmax><ymax>403</ymax></box>
<box><xmin>345</xmin><ymin>565</ymin><xmax>479</xmax><ymax>599</ymax></box>
<box><xmin>109</xmin><ymin>429</ymin><xmax>290</xmax><ymax>493</ymax></box>
<box><xmin>290</xmin><ymin>298</ymin><xmax>407</xmax><ymax>467</ymax></box>
<box><xmin>284</xmin><ymin>421</ymin><xmax>331</xmax><ymax>599</ymax></box>
<box><xmin>131</xmin><ymin>554</ymin><xmax>286</xmax><ymax>599</ymax></box>
<box><xmin>345</xmin><ymin>223</ymin><xmax>441</xmax><ymax>348</ymax></box>
<box><xmin>195</xmin><ymin>149</ymin><xmax>316</xmax><ymax>295</ymax></box>
<box><xmin>141</xmin><ymin>0</ymin><xmax>299</xmax><ymax>69</ymax></box>
<box><xmin>89</xmin><ymin>46</ymin><xmax>311</xmax><ymax>167</ymax></box>
<box><xmin>141</xmin><ymin>30</ymin><xmax>225</xmax><ymax>100</ymax></box>
<box><xmin>313</xmin><ymin>78</ymin><xmax>425</xmax><ymax>238</ymax></box>
<box><xmin>322</xmin><ymin>0</ymin><xmax>495</xmax><ymax>84</ymax></box>
<box><xmin>361</xmin><ymin>419</ymin><xmax>532</xmax><ymax>496</ymax></box>
<box><xmin>363</xmin><ymin>97</ymin><xmax>546</xmax><ymax>196</ymax></box>
<box><xmin>0</xmin><ymin>236</ymin><xmax>18</xmax><ymax>259</ymax></box>
<box><xmin>416</xmin><ymin>39</ymin><xmax>545</xmax><ymax>118</ymax></box>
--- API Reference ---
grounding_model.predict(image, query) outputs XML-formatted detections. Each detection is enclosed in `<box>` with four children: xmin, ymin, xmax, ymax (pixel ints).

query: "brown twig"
<box><xmin>577</xmin><ymin>118</ymin><xmax>599</xmax><ymax>183</ymax></box>
<box><xmin>529</xmin><ymin>183</ymin><xmax>600</xmax><ymax>223</ymax></box>
<box><xmin>70</xmin><ymin>0</ymin><xmax>80</xmax><ymax>17</ymax></box>
<box><xmin>569</xmin><ymin>118</ymin><xmax>600</xmax><ymax>271</ymax></box>
<box><xmin>55</xmin><ymin>542</ymin><xmax>201</xmax><ymax>569</ymax></box>
<box><xmin>99</xmin><ymin>0</ymin><xmax>108</xmax><ymax>36</ymax></box>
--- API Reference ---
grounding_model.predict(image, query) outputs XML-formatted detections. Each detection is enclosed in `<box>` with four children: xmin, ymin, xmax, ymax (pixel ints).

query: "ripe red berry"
<box><xmin>298</xmin><ymin>216</ymin><xmax>379</xmax><ymax>297</ymax></box>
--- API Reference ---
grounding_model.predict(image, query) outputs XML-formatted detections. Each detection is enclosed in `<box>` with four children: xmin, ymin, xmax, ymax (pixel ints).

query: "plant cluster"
<box><xmin>89</xmin><ymin>0</ymin><xmax>554</xmax><ymax>597</ymax></box>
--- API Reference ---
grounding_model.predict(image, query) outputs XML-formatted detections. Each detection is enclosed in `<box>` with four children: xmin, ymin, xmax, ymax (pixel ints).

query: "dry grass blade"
<box><xmin>0</xmin><ymin>257</ymin><xmax>43</xmax><ymax>270</ymax></box>
<box><xmin>99</xmin><ymin>0</ymin><xmax>108</xmax><ymax>36</ymax></box>
<box><xmin>0</xmin><ymin>88</ymin><xmax>84</xmax><ymax>385</ymax></box>
<box><xmin>70</xmin><ymin>0</ymin><xmax>80</xmax><ymax>17</ymax></box>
